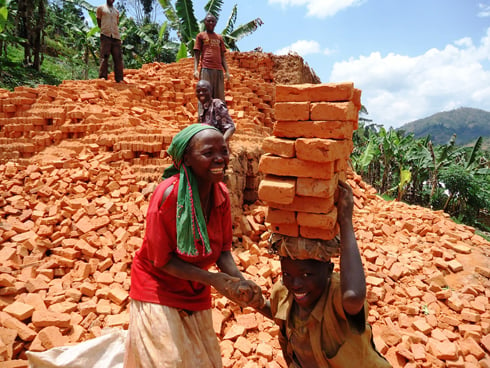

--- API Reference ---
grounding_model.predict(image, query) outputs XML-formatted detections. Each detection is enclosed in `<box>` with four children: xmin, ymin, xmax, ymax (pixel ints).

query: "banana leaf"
<box><xmin>175</xmin><ymin>0</ymin><xmax>199</xmax><ymax>42</ymax></box>
<box><xmin>176</xmin><ymin>42</ymin><xmax>188</xmax><ymax>61</ymax></box>
<box><xmin>204</xmin><ymin>0</ymin><xmax>223</xmax><ymax>20</ymax></box>
<box><xmin>466</xmin><ymin>136</ymin><xmax>482</xmax><ymax>170</ymax></box>
<box><xmin>221</xmin><ymin>4</ymin><xmax>237</xmax><ymax>36</ymax></box>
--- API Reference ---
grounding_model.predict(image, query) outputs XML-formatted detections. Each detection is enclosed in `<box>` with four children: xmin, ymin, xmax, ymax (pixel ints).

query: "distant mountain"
<box><xmin>398</xmin><ymin>107</ymin><xmax>490</xmax><ymax>146</ymax></box>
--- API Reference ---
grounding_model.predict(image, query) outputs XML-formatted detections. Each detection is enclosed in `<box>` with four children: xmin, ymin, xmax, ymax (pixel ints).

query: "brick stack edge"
<box><xmin>258</xmin><ymin>82</ymin><xmax>361</xmax><ymax>240</ymax></box>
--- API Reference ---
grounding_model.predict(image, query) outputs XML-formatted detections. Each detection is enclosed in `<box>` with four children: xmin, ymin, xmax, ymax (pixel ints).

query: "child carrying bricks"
<box><xmin>256</xmin><ymin>180</ymin><xmax>391</xmax><ymax>368</ymax></box>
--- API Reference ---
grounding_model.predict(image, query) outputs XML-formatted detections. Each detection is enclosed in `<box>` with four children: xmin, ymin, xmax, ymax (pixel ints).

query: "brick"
<box><xmin>447</xmin><ymin>259</ymin><xmax>463</xmax><ymax>272</ymax></box>
<box><xmin>108</xmin><ymin>287</ymin><xmax>129</xmax><ymax>305</ymax></box>
<box><xmin>275</xmin><ymin>82</ymin><xmax>354</xmax><ymax>102</ymax></box>
<box><xmin>31</xmin><ymin>310</ymin><xmax>71</xmax><ymax>328</ymax></box>
<box><xmin>0</xmin><ymin>312</ymin><xmax>36</xmax><ymax>341</ymax></box>
<box><xmin>295</xmin><ymin>138</ymin><xmax>353</xmax><ymax>163</ymax></box>
<box><xmin>475</xmin><ymin>265</ymin><xmax>490</xmax><ymax>278</ymax></box>
<box><xmin>461</xmin><ymin>308</ymin><xmax>480</xmax><ymax>323</ymax></box>
<box><xmin>412</xmin><ymin>318</ymin><xmax>432</xmax><ymax>335</ymax></box>
<box><xmin>259</xmin><ymin>155</ymin><xmax>335</xmax><ymax>179</ymax></box>
<box><xmin>265</xmin><ymin>208</ymin><xmax>296</xmax><ymax>224</ymax></box>
<box><xmin>3</xmin><ymin>301</ymin><xmax>34</xmax><ymax>321</ymax></box>
<box><xmin>273</xmin><ymin>120</ymin><xmax>354</xmax><ymax>139</ymax></box>
<box><xmin>296</xmin><ymin>175</ymin><xmax>338</xmax><ymax>198</ymax></box>
<box><xmin>266</xmin><ymin>194</ymin><xmax>335</xmax><ymax>214</ymax></box>
<box><xmin>223</xmin><ymin>324</ymin><xmax>246</xmax><ymax>340</ymax></box>
<box><xmin>310</xmin><ymin>101</ymin><xmax>358</xmax><ymax>121</ymax></box>
<box><xmin>299</xmin><ymin>225</ymin><xmax>339</xmax><ymax>241</ymax></box>
<box><xmin>297</xmin><ymin>208</ymin><xmax>337</xmax><ymax>230</ymax></box>
<box><xmin>459</xmin><ymin>336</ymin><xmax>485</xmax><ymax>359</ymax></box>
<box><xmin>428</xmin><ymin>338</ymin><xmax>458</xmax><ymax>360</ymax></box>
<box><xmin>261</xmin><ymin>136</ymin><xmax>295</xmax><ymax>157</ymax></box>
<box><xmin>410</xmin><ymin>343</ymin><xmax>427</xmax><ymax>361</ymax></box>
<box><xmin>274</xmin><ymin>102</ymin><xmax>310</xmax><ymax>121</ymax></box>
<box><xmin>258</xmin><ymin>176</ymin><xmax>296</xmax><ymax>205</ymax></box>
<box><xmin>37</xmin><ymin>326</ymin><xmax>67</xmax><ymax>349</ymax></box>
<box><xmin>234</xmin><ymin>336</ymin><xmax>253</xmax><ymax>355</ymax></box>
<box><xmin>235</xmin><ymin>314</ymin><xmax>258</xmax><ymax>330</ymax></box>
<box><xmin>256</xmin><ymin>342</ymin><xmax>273</xmax><ymax>359</ymax></box>
<box><xmin>482</xmin><ymin>334</ymin><xmax>490</xmax><ymax>353</ymax></box>
<box><xmin>268</xmin><ymin>223</ymin><xmax>298</xmax><ymax>237</ymax></box>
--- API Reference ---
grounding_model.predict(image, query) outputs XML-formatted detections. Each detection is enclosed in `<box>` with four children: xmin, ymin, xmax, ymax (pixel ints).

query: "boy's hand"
<box><xmin>337</xmin><ymin>180</ymin><xmax>354</xmax><ymax>226</ymax></box>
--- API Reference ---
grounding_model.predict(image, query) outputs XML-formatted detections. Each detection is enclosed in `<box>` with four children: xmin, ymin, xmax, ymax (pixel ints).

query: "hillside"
<box><xmin>398</xmin><ymin>107</ymin><xmax>490</xmax><ymax>146</ymax></box>
<box><xmin>1</xmin><ymin>53</ymin><xmax>490</xmax><ymax>368</ymax></box>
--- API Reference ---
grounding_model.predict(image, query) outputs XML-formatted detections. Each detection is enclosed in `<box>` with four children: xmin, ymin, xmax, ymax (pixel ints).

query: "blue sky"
<box><xmin>91</xmin><ymin>0</ymin><xmax>490</xmax><ymax>129</ymax></box>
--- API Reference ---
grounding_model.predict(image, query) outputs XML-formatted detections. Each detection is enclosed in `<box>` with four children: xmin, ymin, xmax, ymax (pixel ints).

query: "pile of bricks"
<box><xmin>0</xmin><ymin>160</ymin><xmax>490</xmax><ymax>367</ymax></box>
<box><xmin>0</xmin><ymin>53</ymin><xmax>490</xmax><ymax>367</ymax></box>
<box><xmin>258</xmin><ymin>82</ymin><xmax>361</xmax><ymax>241</ymax></box>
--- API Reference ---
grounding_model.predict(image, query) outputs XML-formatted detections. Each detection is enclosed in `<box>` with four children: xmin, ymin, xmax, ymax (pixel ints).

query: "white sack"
<box><xmin>26</xmin><ymin>329</ymin><xmax>127</xmax><ymax>368</ymax></box>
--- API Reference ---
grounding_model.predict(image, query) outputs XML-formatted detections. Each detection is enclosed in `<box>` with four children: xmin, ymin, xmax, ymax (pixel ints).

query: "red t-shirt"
<box><xmin>129</xmin><ymin>175</ymin><xmax>233</xmax><ymax>311</ymax></box>
<box><xmin>194</xmin><ymin>31</ymin><xmax>226</xmax><ymax>70</ymax></box>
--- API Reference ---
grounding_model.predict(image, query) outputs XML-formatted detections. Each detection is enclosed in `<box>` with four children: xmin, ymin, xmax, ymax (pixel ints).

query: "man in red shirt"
<box><xmin>193</xmin><ymin>14</ymin><xmax>230</xmax><ymax>103</ymax></box>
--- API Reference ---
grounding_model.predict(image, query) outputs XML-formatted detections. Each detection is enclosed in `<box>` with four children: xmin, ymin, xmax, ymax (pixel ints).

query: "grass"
<box><xmin>0</xmin><ymin>46</ymin><xmax>99</xmax><ymax>91</ymax></box>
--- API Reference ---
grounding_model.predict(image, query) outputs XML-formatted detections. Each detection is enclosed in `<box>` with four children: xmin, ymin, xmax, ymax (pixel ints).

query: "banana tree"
<box><xmin>158</xmin><ymin>0</ymin><xmax>263</xmax><ymax>59</ymax></box>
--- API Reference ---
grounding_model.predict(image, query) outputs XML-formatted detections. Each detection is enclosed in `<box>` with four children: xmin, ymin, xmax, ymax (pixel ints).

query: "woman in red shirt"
<box><xmin>124</xmin><ymin>124</ymin><xmax>263</xmax><ymax>368</ymax></box>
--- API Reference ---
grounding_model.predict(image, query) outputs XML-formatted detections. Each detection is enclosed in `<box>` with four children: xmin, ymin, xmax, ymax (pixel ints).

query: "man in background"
<box><xmin>97</xmin><ymin>0</ymin><xmax>124</xmax><ymax>83</ymax></box>
<box><xmin>194</xmin><ymin>13</ymin><xmax>230</xmax><ymax>103</ymax></box>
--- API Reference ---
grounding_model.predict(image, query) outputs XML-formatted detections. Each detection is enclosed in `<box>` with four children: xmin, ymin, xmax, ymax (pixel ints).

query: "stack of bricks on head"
<box><xmin>258</xmin><ymin>82</ymin><xmax>361</xmax><ymax>249</ymax></box>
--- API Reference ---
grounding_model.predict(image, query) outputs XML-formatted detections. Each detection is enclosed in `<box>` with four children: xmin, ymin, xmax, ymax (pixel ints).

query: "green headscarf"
<box><xmin>162</xmin><ymin>124</ymin><xmax>221</xmax><ymax>257</ymax></box>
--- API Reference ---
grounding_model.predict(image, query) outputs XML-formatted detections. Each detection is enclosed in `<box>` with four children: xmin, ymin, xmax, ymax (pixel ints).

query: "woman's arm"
<box><xmin>216</xmin><ymin>251</ymin><xmax>265</xmax><ymax>308</ymax></box>
<box><xmin>337</xmin><ymin>180</ymin><xmax>366</xmax><ymax>316</ymax></box>
<box><xmin>159</xmin><ymin>254</ymin><xmax>241</xmax><ymax>299</ymax></box>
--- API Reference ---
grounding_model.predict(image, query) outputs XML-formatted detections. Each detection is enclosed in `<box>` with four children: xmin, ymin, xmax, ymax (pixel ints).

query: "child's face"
<box><xmin>281</xmin><ymin>257</ymin><xmax>332</xmax><ymax>311</ymax></box>
<box><xmin>204</xmin><ymin>16</ymin><xmax>217</xmax><ymax>32</ymax></box>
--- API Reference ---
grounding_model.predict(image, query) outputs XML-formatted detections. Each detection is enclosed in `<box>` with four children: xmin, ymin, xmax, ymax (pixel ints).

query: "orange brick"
<box><xmin>273</xmin><ymin>120</ymin><xmax>354</xmax><ymax>140</ymax></box>
<box><xmin>295</xmin><ymin>138</ymin><xmax>353</xmax><ymax>163</ymax></box>
<box><xmin>266</xmin><ymin>194</ymin><xmax>335</xmax><ymax>214</ymax></box>
<box><xmin>258</xmin><ymin>175</ymin><xmax>296</xmax><ymax>205</ymax></box>
<box><xmin>0</xmin><ymin>312</ymin><xmax>37</xmax><ymax>341</ymax></box>
<box><xmin>268</xmin><ymin>223</ymin><xmax>299</xmax><ymax>237</ymax></box>
<box><xmin>262</xmin><ymin>136</ymin><xmax>295</xmax><ymax>157</ymax></box>
<box><xmin>275</xmin><ymin>82</ymin><xmax>354</xmax><ymax>102</ymax></box>
<box><xmin>31</xmin><ymin>310</ymin><xmax>71</xmax><ymax>328</ymax></box>
<box><xmin>234</xmin><ymin>336</ymin><xmax>253</xmax><ymax>355</ymax></box>
<box><xmin>296</xmin><ymin>175</ymin><xmax>338</xmax><ymax>198</ymax></box>
<box><xmin>266</xmin><ymin>208</ymin><xmax>296</xmax><ymax>224</ymax></box>
<box><xmin>108</xmin><ymin>287</ymin><xmax>129</xmax><ymax>305</ymax></box>
<box><xmin>3</xmin><ymin>301</ymin><xmax>34</xmax><ymax>321</ymax></box>
<box><xmin>37</xmin><ymin>326</ymin><xmax>67</xmax><ymax>349</ymax></box>
<box><xmin>310</xmin><ymin>101</ymin><xmax>358</xmax><ymax>121</ymax></box>
<box><xmin>297</xmin><ymin>208</ymin><xmax>337</xmax><ymax>230</ymax></box>
<box><xmin>259</xmin><ymin>155</ymin><xmax>334</xmax><ymax>179</ymax></box>
<box><xmin>274</xmin><ymin>102</ymin><xmax>310</xmax><ymax>121</ymax></box>
<box><xmin>299</xmin><ymin>225</ymin><xmax>339</xmax><ymax>240</ymax></box>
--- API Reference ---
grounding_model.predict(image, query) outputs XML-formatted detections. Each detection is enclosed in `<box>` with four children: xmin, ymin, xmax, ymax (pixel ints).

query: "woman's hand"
<box><xmin>232</xmin><ymin>279</ymin><xmax>265</xmax><ymax>308</ymax></box>
<box><xmin>213</xmin><ymin>274</ymin><xmax>264</xmax><ymax>308</ymax></box>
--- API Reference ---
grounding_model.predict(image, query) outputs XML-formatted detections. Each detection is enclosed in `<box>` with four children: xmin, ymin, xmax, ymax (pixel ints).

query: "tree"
<box><xmin>13</xmin><ymin>0</ymin><xmax>47</xmax><ymax>70</ymax></box>
<box><xmin>158</xmin><ymin>0</ymin><xmax>263</xmax><ymax>59</ymax></box>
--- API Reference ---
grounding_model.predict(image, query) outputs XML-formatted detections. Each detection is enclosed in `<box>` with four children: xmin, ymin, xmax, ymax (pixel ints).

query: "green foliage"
<box><xmin>352</xmin><ymin>118</ymin><xmax>490</xmax><ymax>232</ymax></box>
<box><xmin>0</xmin><ymin>0</ymin><xmax>8</xmax><ymax>33</ymax></box>
<box><xmin>440</xmin><ymin>165</ymin><xmax>490</xmax><ymax>226</ymax></box>
<box><xmin>158</xmin><ymin>0</ymin><xmax>263</xmax><ymax>55</ymax></box>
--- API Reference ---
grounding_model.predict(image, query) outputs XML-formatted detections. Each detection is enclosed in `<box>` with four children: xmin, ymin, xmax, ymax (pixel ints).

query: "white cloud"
<box><xmin>268</xmin><ymin>0</ymin><xmax>364</xmax><ymax>18</ymax></box>
<box><xmin>276</xmin><ymin>40</ymin><xmax>322</xmax><ymax>56</ymax></box>
<box><xmin>329</xmin><ymin>27</ymin><xmax>490</xmax><ymax>128</ymax></box>
<box><xmin>478</xmin><ymin>3</ymin><xmax>490</xmax><ymax>17</ymax></box>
